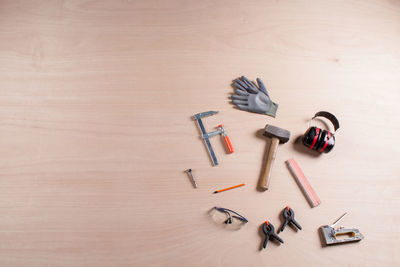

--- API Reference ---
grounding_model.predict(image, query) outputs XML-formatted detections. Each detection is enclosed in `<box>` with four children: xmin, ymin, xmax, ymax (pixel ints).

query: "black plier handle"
<box><xmin>278</xmin><ymin>206</ymin><xmax>302</xmax><ymax>233</ymax></box>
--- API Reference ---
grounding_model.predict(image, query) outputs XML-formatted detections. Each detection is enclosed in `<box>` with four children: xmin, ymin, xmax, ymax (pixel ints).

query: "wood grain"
<box><xmin>0</xmin><ymin>0</ymin><xmax>399</xmax><ymax>266</ymax></box>
<box><xmin>260</xmin><ymin>137</ymin><xmax>279</xmax><ymax>190</ymax></box>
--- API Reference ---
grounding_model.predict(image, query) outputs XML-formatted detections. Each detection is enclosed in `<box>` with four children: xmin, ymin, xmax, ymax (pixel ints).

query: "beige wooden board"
<box><xmin>0</xmin><ymin>0</ymin><xmax>399</xmax><ymax>266</ymax></box>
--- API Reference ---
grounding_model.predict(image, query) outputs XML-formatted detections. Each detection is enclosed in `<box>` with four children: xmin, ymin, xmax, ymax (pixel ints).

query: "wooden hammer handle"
<box><xmin>260</xmin><ymin>137</ymin><xmax>280</xmax><ymax>190</ymax></box>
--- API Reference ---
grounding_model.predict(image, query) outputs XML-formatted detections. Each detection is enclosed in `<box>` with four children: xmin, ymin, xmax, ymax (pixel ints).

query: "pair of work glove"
<box><xmin>231</xmin><ymin>76</ymin><xmax>278</xmax><ymax>117</ymax></box>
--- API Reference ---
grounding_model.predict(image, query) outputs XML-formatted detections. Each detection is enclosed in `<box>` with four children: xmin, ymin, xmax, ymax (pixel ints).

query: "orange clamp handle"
<box><xmin>223</xmin><ymin>135</ymin><xmax>234</xmax><ymax>153</ymax></box>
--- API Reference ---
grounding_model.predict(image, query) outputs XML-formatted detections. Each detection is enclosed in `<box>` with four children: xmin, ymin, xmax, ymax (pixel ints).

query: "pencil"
<box><xmin>213</xmin><ymin>183</ymin><xmax>245</xmax><ymax>194</ymax></box>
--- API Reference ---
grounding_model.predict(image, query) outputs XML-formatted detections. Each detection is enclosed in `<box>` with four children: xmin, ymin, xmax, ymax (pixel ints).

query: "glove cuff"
<box><xmin>265</xmin><ymin>102</ymin><xmax>278</xmax><ymax>117</ymax></box>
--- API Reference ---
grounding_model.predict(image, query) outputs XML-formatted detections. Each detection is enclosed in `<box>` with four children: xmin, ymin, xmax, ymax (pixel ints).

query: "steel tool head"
<box><xmin>193</xmin><ymin>111</ymin><xmax>218</xmax><ymax>120</ymax></box>
<box><xmin>264</xmin><ymin>125</ymin><xmax>290</xmax><ymax>143</ymax></box>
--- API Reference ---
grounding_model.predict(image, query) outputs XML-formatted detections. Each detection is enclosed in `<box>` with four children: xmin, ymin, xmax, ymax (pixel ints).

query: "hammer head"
<box><xmin>193</xmin><ymin>111</ymin><xmax>218</xmax><ymax>121</ymax></box>
<box><xmin>264</xmin><ymin>125</ymin><xmax>290</xmax><ymax>144</ymax></box>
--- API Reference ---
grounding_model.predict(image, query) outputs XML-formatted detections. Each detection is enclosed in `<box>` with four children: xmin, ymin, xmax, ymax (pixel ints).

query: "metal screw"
<box><xmin>185</xmin><ymin>169</ymin><xmax>198</xmax><ymax>188</ymax></box>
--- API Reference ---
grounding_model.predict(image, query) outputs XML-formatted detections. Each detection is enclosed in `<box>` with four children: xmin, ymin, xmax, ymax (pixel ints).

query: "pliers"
<box><xmin>278</xmin><ymin>206</ymin><xmax>302</xmax><ymax>233</ymax></box>
<box><xmin>262</xmin><ymin>221</ymin><xmax>284</xmax><ymax>249</ymax></box>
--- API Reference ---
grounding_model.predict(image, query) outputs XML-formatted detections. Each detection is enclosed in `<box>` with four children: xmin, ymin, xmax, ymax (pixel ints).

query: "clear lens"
<box><xmin>210</xmin><ymin>208</ymin><xmax>247</xmax><ymax>230</ymax></box>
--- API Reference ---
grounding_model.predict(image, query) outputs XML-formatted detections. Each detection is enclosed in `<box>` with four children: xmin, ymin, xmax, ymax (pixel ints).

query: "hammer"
<box><xmin>260</xmin><ymin>125</ymin><xmax>290</xmax><ymax>190</ymax></box>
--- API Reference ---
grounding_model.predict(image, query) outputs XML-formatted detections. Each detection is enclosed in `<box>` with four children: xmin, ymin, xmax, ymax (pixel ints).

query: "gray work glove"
<box><xmin>231</xmin><ymin>76</ymin><xmax>278</xmax><ymax>117</ymax></box>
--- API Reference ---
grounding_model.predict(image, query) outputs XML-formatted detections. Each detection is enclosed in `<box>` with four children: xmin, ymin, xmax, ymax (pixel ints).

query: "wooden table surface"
<box><xmin>1</xmin><ymin>0</ymin><xmax>399</xmax><ymax>266</ymax></box>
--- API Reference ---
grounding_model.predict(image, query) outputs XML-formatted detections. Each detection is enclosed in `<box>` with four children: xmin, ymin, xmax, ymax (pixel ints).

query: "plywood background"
<box><xmin>0</xmin><ymin>0</ymin><xmax>399</xmax><ymax>266</ymax></box>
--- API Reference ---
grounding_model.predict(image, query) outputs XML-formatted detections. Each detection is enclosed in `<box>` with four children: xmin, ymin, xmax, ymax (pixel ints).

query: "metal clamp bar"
<box><xmin>196</xmin><ymin>119</ymin><xmax>218</xmax><ymax>166</ymax></box>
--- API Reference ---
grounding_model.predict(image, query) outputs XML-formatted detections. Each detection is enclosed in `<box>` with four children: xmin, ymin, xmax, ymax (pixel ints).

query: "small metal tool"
<box><xmin>185</xmin><ymin>169</ymin><xmax>197</xmax><ymax>188</ymax></box>
<box><xmin>330</xmin><ymin>212</ymin><xmax>347</xmax><ymax>228</ymax></box>
<box><xmin>278</xmin><ymin>206</ymin><xmax>302</xmax><ymax>233</ymax></box>
<box><xmin>319</xmin><ymin>213</ymin><xmax>364</xmax><ymax>246</ymax></box>
<box><xmin>262</xmin><ymin>221</ymin><xmax>284</xmax><ymax>249</ymax></box>
<box><xmin>193</xmin><ymin>111</ymin><xmax>234</xmax><ymax>166</ymax></box>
